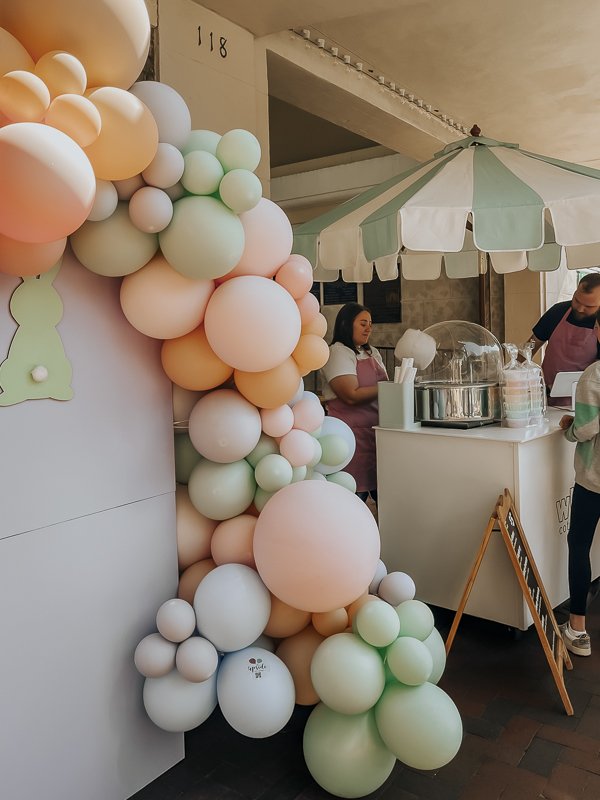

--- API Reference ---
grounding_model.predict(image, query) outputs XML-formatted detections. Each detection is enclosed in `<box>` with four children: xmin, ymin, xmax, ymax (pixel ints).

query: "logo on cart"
<box><xmin>555</xmin><ymin>486</ymin><xmax>574</xmax><ymax>536</ymax></box>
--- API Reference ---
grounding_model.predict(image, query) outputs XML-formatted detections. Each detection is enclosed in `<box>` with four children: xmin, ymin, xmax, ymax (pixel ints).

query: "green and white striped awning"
<box><xmin>293</xmin><ymin>134</ymin><xmax>600</xmax><ymax>281</ymax></box>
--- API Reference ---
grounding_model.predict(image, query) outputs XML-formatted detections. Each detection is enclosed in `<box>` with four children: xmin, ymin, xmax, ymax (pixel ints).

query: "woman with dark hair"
<box><xmin>321</xmin><ymin>302</ymin><xmax>388</xmax><ymax>504</ymax></box>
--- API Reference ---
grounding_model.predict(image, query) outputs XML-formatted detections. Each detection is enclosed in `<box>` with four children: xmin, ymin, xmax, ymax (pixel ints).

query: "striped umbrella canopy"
<box><xmin>292</xmin><ymin>130</ymin><xmax>600</xmax><ymax>282</ymax></box>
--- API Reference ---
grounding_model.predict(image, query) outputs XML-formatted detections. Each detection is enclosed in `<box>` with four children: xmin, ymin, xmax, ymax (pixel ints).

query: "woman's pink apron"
<box><xmin>542</xmin><ymin>308</ymin><xmax>597</xmax><ymax>406</ymax></box>
<box><xmin>327</xmin><ymin>355</ymin><xmax>387</xmax><ymax>492</ymax></box>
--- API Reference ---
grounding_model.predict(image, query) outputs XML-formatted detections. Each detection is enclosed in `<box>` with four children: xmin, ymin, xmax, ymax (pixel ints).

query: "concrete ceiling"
<box><xmin>200</xmin><ymin>0</ymin><xmax>600</xmax><ymax>167</ymax></box>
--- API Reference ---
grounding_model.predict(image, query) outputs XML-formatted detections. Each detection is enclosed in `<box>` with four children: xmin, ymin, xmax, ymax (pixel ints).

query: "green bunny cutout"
<box><xmin>0</xmin><ymin>261</ymin><xmax>73</xmax><ymax>405</ymax></box>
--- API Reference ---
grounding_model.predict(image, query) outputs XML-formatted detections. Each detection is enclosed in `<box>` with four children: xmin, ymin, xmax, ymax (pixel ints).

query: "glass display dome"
<box><xmin>418</xmin><ymin>321</ymin><xmax>503</xmax><ymax>386</ymax></box>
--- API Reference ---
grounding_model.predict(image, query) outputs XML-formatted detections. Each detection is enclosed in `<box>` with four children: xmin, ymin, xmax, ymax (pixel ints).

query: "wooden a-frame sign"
<box><xmin>445</xmin><ymin>488</ymin><xmax>573</xmax><ymax>716</ymax></box>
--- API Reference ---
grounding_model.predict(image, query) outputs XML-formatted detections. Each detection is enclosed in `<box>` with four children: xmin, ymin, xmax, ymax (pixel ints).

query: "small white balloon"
<box><xmin>369</xmin><ymin>559</ymin><xmax>388</xmax><ymax>595</ymax></box>
<box><xmin>175</xmin><ymin>636</ymin><xmax>219</xmax><ymax>683</ymax></box>
<box><xmin>88</xmin><ymin>179</ymin><xmax>118</xmax><ymax>222</ymax></box>
<box><xmin>129</xmin><ymin>186</ymin><xmax>173</xmax><ymax>233</ymax></box>
<box><xmin>156</xmin><ymin>598</ymin><xmax>197</xmax><ymax>643</ymax></box>
<box><xmin>143</xmin><ymin>669</ymin><xmax>218</xmax><ymax>732</ymax></box>
<box><xmin>378</xmin><ymin>572</ymin><xmax>416</xmax><ymax>606</ymax></box>
<box><xmin>134</xmin><ymin>633</ymin><xmax>177</xmax><ymax>678</ymax></box>
<box><xmin>142</xmin><ymin>142</ymin><xmax>185</xmax><ymax>189</ymax></box>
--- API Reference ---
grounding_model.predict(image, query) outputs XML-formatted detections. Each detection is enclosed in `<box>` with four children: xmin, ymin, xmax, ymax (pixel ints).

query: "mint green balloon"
<box><xmin>317</xmin><ymin>434</ymin><xmax>350</xmax><ymax>467</ymax></box>
<box><xmin>159</xmin><ymin>196</ymin><xmax>245</xmax><ymax>280</ymax></box>
<box><xmin>188</xmin><ymin>458</ymin><xmax>256</xmax><ymax>520</ymax></box>
<box><xmin>246</xmin><ymin>433</ymin><xmax>278</xmax><ymax>468</ymax></box>
<box><xmin>291</xmin><ymin>465</ymin><xmax>307</xmax><ymax>483</ymax></box>
<box><xmin>219</xmin><ymin>169</ymin><xmax>262</xmax><ymax>213</ymax></box>
<box><xmin>174</xmin><ymin>433</ymin><xmax>201</xmax><ymax>485</ymax></box>
<box><xmin>181</xmin><ymin>129</ymin><xmax>221</xmax><ymax>156</ymax></box>
<box><xmin>395</xmin><ymin>599</ymin><xmax>435</xmax><ymax>641</ymax></box>
<box><xmin>422</xmin><ymin>627</ymin><xmax>447</xmax><ymax>684</ymax></box>
<box><xmin>311</xmin><ymin>632</ymin><xmax>385</xmax><ymax>714</ymax></box>
<box><xmin>254</xmin><ymin>453</ymin><xmax>293</xmax><ymax>492</ymax></box>
<box><xmin>216</xmin><ymin>129</ymin><xmax>261</xmax><ymax>172</ymax></box>
<box><xmin>375</xmin><ymin>682</ymin><xmax>462</xmax><ymax>770</ymax></box>
<box><xmin>326</xmin><ymin>471</ymin><xmax>357</xmax><ymax>493</ymax></box>
<box><xmin>254</xmin><ymin>486</ymin><xmax>275</xmax><ymax>512</ymax></box>
<box><xmin>303</xmin><ymin>704</ymin><xmax>396</xmax><ymax>799</ymax></box>
<box><xmin>355</xmin><ymin>599</ymin><xmax>401</xmax><ymax>648</ymax></box>
<box><xmin>386</xmin><ymin>636</ymin><xmax>433</xmax><ymax>685</ymax></box>
<box><xmin>181</xmin><ymin>151</ymin><xmax>224</xmax><ymax>195</ymax></box>
<box><xmin>308</xmin><ymin>439</ymin><xmax>322</xmax><ymax>468</ymax></box>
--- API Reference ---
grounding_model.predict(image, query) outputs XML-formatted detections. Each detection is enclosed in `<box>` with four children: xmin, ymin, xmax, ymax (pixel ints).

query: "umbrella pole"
<box><xmin>478</xmin><ymin>250</ymin><xmax>492</xmax><ymax>330</ymax></box>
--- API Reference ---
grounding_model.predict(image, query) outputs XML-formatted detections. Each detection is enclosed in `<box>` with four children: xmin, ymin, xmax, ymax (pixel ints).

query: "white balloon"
<box><xmin>88</xmin><ymin>179</ymin><xmax>118</xmax><ymax>222</ymax></box>
<box><xmin>130</xmin><ymin>81</ymin><xmax>192</xmax><ymax>149</ymax></box>
<box><xmin>378</xmin><ymin>572</ymin><xmax>416</xmax><ymax>606</ymax></box>
<box><xmin>128</xmin><ymin>186</ymin><xmax>173</xmax><ymax>233</ymax></box>
<box><xmin>175</xmin><ymin>636</ymin><xmax>219</xmax><ymax>683</ymax></box>
<box><xmin>313</xmin><ymin>416</ymin><xmax>356</xmax><ymax>475</ymax></box>
<box><xmin>369</xmin><ymin>559</ymin><xmax>388</xmax><ymax>595</ymax></box>
<box><xmin>142</xmin><ymin>142</ymin><xmax>185</xmax><ymax>188</ymax></box>
<box><xmin>193</xmin><ymin>564</ymin><xmax>271</xmax><ymax>653</ymax></box>
<box><xmin>143</xmin><ymin>669</ymin><xmax>217</xmax><ymax>732</ymax></box>
<box><xmin>156</xmin><ymin>598</ymin><xmax>197</xmax><ymax>643</ymax></box>
<box><xmin>217</xmin><ymin>647</ymin><xmax>295</xmax><ymax>738</ymax></box>
<box><xmin>188</xmin><ymin>389</ymin><xmax>262</xmax><ymax>464</ymax></box>
<box><xmin>288</xmin><ymin>379</ymin><xmax>305</xmax><ymax>407</ymax></box>
<box><xmin>134</xmin><ymin>633</ymin><xmax>177</xmax><ymax>678</ymax></box>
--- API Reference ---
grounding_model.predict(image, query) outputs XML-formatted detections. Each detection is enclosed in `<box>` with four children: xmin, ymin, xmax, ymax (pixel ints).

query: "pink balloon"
<box><xmin>296</xmin><ymin>292</ymin><xmax>320</xmax><ymax>326</ymax></box>
<box><xmin>292</xmin><ymin>396</ymin><xmax>325</xmax><ymax>432</ymax></box>
<box><xmin>260</xmin><ymin>404</ymin><xmax>294</xmax><ymax>438</ymax></box>
<box><xmin>120</xmin><ymin>253</ymin><xmax>215</xmax><ymax>339</ymax></box>
<box><xmin>223</xmin><ymin>198</ymin><xmax>292</xmax><ymax>279</ymax></box>
<box><xmin>204</xmin><ymin>276</ymin><xmax>301</xmax><ymax>372</ymax></box>
<box><xmin>275</xmin><ymin>255</ymin><xmax>314</xmax><ymax>300</ymax></box>
<box><xmin>0</xmin><ymin>122</ymin><xmax>95</xmax><ymax>243</ymax></box>
<box><xmin>211</xmin><ymin>514</ymin><xmax>257</xmax><ymax>568</ymax></box>
<box><xmin>0</xmin><ymin>231</ymin><xmax>66</xmax><ymax>277</ymax></box>
<box><xmin>279</xmin><ymin>429</ymin><xmax>316</xmax><ymax>468</ymax></box>
<box><xmin>253</xmin><ymin>481</ymin><xmax>380</xmax><ymax>612</ymax></box>
<box><xmin>188</xmin><ymin>388</ymin><xmax>262</xmax><ymax>463</ymax></box>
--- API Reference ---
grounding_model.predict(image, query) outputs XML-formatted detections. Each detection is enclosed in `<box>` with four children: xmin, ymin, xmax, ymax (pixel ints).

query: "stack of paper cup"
<box><xmin>527</xmin><ymin>368</ymin><xmax>546</xmax><ymax>425</ymax></box>
<box><xmin>502</xmin><ymin>370</ymin><xmax>531</xmax><ymax>428</ymax></box>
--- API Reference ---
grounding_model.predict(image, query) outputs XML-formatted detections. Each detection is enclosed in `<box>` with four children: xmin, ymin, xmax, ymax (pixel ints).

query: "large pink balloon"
<box><xmin>223</xmin><ymin>199</ymin><xmax>293</xmax><ymax>279</ymax></box>
<box><xmin>0</xmin><ymin>122</ymin><xmax>95</xmax><ymax>243</ymax></box>
<box><xmin>204</xmin><ymin>276</ymin><xmax>301</xmax><ymax>372</ymax></box>
<box><xmin>253</xmin><ymin>481</ymin><xmax>380</xmax><ymax>612</ymax></box>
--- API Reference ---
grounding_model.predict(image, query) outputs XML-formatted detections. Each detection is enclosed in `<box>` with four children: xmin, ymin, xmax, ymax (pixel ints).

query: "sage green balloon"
<box><xmin>375</xmin><ymin>682</ymin><xmax>462</xmax><ymax>770</ymax></box>
<box><xmin>188</xmin><ymin>458</ymin><xmax>256</xmax><ymax>520</ymax></box>
<box><xmin>181</xmin><ymin>129</ymin><xmax>221</xmax><ymax>156</ymax></box>
<box><xmin>254</xmin><ymin>486</ymin><xmax>275</xmax><ymax>513</ymax></box>
<box><xmin>317</xmin><ymin>434</ymin><xmax>349</xmax><ymax>467</ymax></box>
<box><xmin>181</xmin><ymin>151</ymin><xmax>224</xmax><ymax>195</ymax></box>
<box><xmin>326</xmin><ymin>471</ymin><xmax>357</xmax><ymax>493</ymax></box>
<box><xmin>395</xmin><ymin>599</ymin><xmax>435</xmax><ymax>641</ymax></box>
<box><xmin>422</xmin><ymin>627</ymin><xmax>447</xmax><ymax>684</ymax></box>
<box><xmin>291</xmin><ymin>465</ymin><xmax>307</xmax><ymax>483</ymax></box>
<box><xmin>216</xmin><ymin>128</ymin><xmax>261</xmax><ymax>172</ymax></box>
<box><xmin>254</xmin><ymin>453</ymin><xmax>293</xmax><ymax>492</ymax></box>
<box><xmin>386</xmin><ymin>636</ymin><xmax>433</xmax><ymax>686</ymax></box>
<box><xmin>174</xmin><ymin>433</ymin><xmax>201</xmax><ymax>485</ymax></box>
<box><xmin>355</xmin><ymin>599</ymin><xmax>401</xmax><ymax>648</ymax></box>
<box><xmin>246</xmin><ymin>433</ymin><xmax>279</xmax><ymax>468</ymax></box>
<box><xmin>303</xmin><ymin>704</ymin><xmax>396</xmax><ymax>799</ymax></box>
<box><xmin>219</xmin><ymin>168</ymin><xmax>262</xmax><ymax>213</ymax></box>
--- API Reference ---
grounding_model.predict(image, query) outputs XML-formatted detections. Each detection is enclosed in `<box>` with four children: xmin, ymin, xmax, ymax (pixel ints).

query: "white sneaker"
<box><xmin>559</xmin><ymin>622</ymin><xmax>591</xmax><ymax>657</ymax></box>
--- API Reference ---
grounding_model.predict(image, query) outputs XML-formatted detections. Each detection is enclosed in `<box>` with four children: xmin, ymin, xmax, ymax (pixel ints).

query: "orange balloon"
<box><xmin>312</xmin><ymin>608</ymin><xmax>349</xmax><ymax>637</ymax></box>
<box><xmin>84</xmin><ymin>87</ymin><xmax>158</xmax><ymax>181</ymax></box>
<box><xmin>161</xmin><ymin>325</ymin><xmax>233</xmax><ymax>391</ymax></box>
<box><xmin>177</xmin><ymin>558</ymin><xmax>216</xmax><ymax>605</ymax></box>
<box><xmin>296</xmin><ymin>292</ymin><xmax>320</xmax><ymax>326</ymax></box>
<box><xmin>211</xmin><ymin>514</ymin><xmax>257</xmax><ymax>568</ymax></box>
<box><xmin>0</xmin><ymin>232</ymin><xmax>66</xmax><ymax>277</ymax></box>
<box><xmin>175</xmin><ymin>485</ymin><xmax>217</xmax><ymax>571</ymax></box>
<box><xmin>302</xmin><ymin>312</ymin><xmax>328</xmax><ymax>338</ymax></box>
<box><xmin>0</xmin><ymin>70</ymin><xmax>50</xmax><ymax>122</ymax></box>
<box><xmin>346</xmin><ymin>593</ymin><xmax>379</xmax><ymax>625</ymax></box>
<box><xmin>44</xmin><ymin>94</ymin><xmax>101</xmax><ymax>148</ymax></box>
<box><xmin>34</xmin><ymin>51</ymin><xmax>87</xmax><ymax>99</ymax></box>
<box><xmin>264</xmin><ymin>595</ymin><xmax>311</xmax><ymax>638</ymax></box>
<box><xmin>276</xmin><ymin>625</ymin><xmax>324</xmax><ymax>705</ymax></box>
<box><xmin>0</xmin><ymin>28</ymin><xmax>34</xmax><ymax>75</ymax></box>
<box><xmin>234</xmin><ymin>357</ymin><xmax>301</xmax><ymax>409</ymax></box>
<box><xmin>292</xmin><ymin>334</ymin><xmax>330</xmax><ymax>376</ymax></box>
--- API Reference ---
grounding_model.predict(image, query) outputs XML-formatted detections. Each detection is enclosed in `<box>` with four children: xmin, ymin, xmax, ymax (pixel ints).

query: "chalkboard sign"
<box><xmin>446</xmin><ymin>489</ymin><xmax>573</xmax><ymax>716</ymax></box>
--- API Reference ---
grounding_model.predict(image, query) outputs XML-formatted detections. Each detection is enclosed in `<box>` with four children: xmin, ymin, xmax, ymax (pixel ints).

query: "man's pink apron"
<box><xmin>542</xmin><ymin>308</ymin><xmax>597</xmax><ymax>406</ymax></box>
<box><xmin>327</xmin><ymin>355</ymin><xmax>387</xmax><ymax>492</ymax></box>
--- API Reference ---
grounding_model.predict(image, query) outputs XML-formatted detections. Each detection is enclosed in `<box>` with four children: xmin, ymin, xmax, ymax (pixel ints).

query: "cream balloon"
<box><xmin>44</xmin><ymin>94</ymin><xmax>101</xmax><ymax>148</ymax></box>
<box><xmin>188</xmin><ymin>389</ymin><xmax>262</xmax><ymax>463</ymax></box>
<box><xmin>113</xmin><ymin>174</ymin><xmax>145</xmax><ymax>201</ymax></box>
<box><xmin>87</xmin><ymin>179</ymin><xmax>118</xmax><ymax>222</ymax></box>
<box><xmin>128</xmin><ymin>186</ymin><xmax>173</xmax><ymax>233</ymax></box>
<box><xmin>142</xmin><ymin>142</ymin><xmax>185</xmax><ymax>189</ymax></box>
<box><xmin>130</xmin><ymin>80</ymin><xmax>192</xmax><ymax>149</ymax></box>
<box><xmin>34</xmin><ymin>50</ymin><xmax>87</xmax><ymax>98</ymax></box>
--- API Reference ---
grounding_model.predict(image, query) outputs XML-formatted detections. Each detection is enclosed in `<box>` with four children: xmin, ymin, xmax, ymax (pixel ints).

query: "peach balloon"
<box><xmin>161</xmin><ymin>325</ymin><xmax>233</xmax><ymax>391</ymax></box>
<box><xmin>34</xmin><ymin>51</ymin><xmax>87</xmax><ymax>98</ymax></box>
<box><xmin>0</xmin><ymin>28</ymin><xmax>34</xmax><ymax>75</ymax></box>
<box><xmin>0</xmin><ymin>233</ymin><xmax>66</xmax><ymax>277</ymax></box>
<box><xmin>222</xmin><ymin>198</ymin><xmax>293</xmax><ymax>279</ymax></box>
<box><xmin>275</xmin><ymin>625</ymin><xmax>324</xmax><ymax>705</ymax></box>
<box><xmin>210</xmin><ymin>514</ymin><xmax>257</xmax><ymax>568</ymax></box>
<box><xmin>264</xmin><ymin>595</ymin><xmax>311</xmax><ymax>638</ymax></box>
<box><xmin>296</xmin><ymin>292</ymin><xmax>320</xmax><ymax>326</ymax></box>
<box><xmin>0</xmin><ymin>70</ymin><xmax>50</xmax><ymax>123</ymax></box>
<box><xmin>292</xmin><ymin>334</ymin><xmax>330</xmax><ymax>376</ymax></box>
<box><xmin>84</xmin><ymin>87</ymin><xmax>158</xmax><ymax>181</ymax></box>
<box><xmin>260</xmin><ymin>405</ymin><xmax>294</xmax><ymax>438</ymax></box>
<box><xmin>44</xmin><ymin>94</ymin><xmax>101</xmax><ymax>148</ymax></box>
<box><xmin>0</xmin><ymin>122</ymin><xmax>95</xmax><ymax>243</ymax></box>
<box><xmin>0</xmin><ymin>0</ymin><xmax>150</xmax><ymax>90</ymax></box>
<box><xmin>292</xmin><ymin>396</ymin><xmax>325</xmax><ymax>433</ymax></box>
<box><xmin>114</xmin><ymin>174</ymin><xmax>145</xmax><ymax>201</ymax></box>
<box><xmin>177</xmin><ymin>558</ymin><xmax>216</xmax><ymax>605</ymax></box>
<box><xmin>175</xmin><ymin>485</ymin><xmax>217</xmax><ymax>571</ymax></box>
<box><xmin>302</xmin><ymin>312</ymin><xmax>328</xmax><ymax>338</ymax></box>
<box><xmin>253</xmin><ymin>481</ymin><xmax>381</xmax><ymax>612</ymax></box>
<box><xmin>275</xmin><ymin>255</ymin><xmax>314</xmax><ymax>299</ymax></box>
<box><xmin>204</xmin><ymin>276</ymin><xmax>301</xmax><ymax>372</ymax></box>
<box><xmin>312</xmin><ymin>608</ymin><xmax>349</xmax><ymax>637</ymax></box>
<box><xmin>121</xmin><ymin>253</ymin><xmax>214</xmax><ymax>339</ymax></box>
<box><xmin>234</xmin><ymin>358</ymin><xmax>301</xmax><ymax>409</ymax></box>
<box><xmin>279</xmin><ymin>429</ymin><xmax>316</xmax><ymax>468</ymax></box>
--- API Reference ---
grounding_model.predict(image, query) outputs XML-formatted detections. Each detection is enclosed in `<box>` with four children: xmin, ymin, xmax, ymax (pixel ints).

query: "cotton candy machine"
<box><xmin>414</xmin><ymin>321</ymin><xmax>503</xmax><ymax>428</ymax></box>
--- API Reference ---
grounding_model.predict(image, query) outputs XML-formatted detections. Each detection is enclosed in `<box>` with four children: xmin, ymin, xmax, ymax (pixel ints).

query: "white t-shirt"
<box><xmin>321</xmin><ymin>342</ymin><xmax>386</xmax><ymax>402</ymax></box>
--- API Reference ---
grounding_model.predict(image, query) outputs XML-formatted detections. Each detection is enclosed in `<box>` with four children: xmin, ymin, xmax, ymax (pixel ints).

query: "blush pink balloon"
<box><xmin>120</xmin><ymin>253</ymin><xmax>215</xmax><ymax>339</ymax></box>
<box><xmin>188</xmin><ymin>388</ymin><xmax>262</xmax><ymax>463</ymax></box>
<box><xmin>222</xmin><ymin>198</ymin><xmax>293</xmax><ymax>279</ymax></box>
<box><xmin>296</xmin><ymin>292</ymin><xmax>320</xmax><ymax>326</ymax></box>
<box><xmin>204</xmin><ymin>276</ymin><xmax>301</xmax><ymax>373</ymax></box>
<box><xmin>275</xmin><ymin>255</ymin><xmax>314</xmax><ymax>300</ymax></box>
<box><xmin>211</xmin><ymin>514</ymin><xmax>257</xmax><ymax>568</ymax></box>
<box><xmin>253</xmin><ymin>481</ymin><xmax>381</xmax><ymax>613</ymax></box>
<box><xmin>292</xmin><ymin>396</ymin><xmax>325</xmax><ymax>432</ymax></box>
<box><xmin>260</xmin><ymin>405</ymin><xmax>294</xmax><ymax>438</ymax></box>
<box><xmin>279</xmin><ymin>429</ymin><xmax>316</xmax><ymax>468</ymax></box>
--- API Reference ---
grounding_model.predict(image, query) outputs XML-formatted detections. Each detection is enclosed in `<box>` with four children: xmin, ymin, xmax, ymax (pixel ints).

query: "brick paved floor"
<box><xmin>131</xmin><ymin>591</ymin><xmax>600</xmax><ymax>800</ymax></box>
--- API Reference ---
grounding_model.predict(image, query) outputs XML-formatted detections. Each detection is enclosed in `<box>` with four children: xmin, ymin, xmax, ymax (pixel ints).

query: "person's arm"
<box><xmin>564</xmin><ymin>375</ymin><xmax>600</xmax><ymax>443</ymax></box>
<box><xmin>329</xmin><ymin>374</ymin><xmax>379</xmax><ymax>405</ymax></box>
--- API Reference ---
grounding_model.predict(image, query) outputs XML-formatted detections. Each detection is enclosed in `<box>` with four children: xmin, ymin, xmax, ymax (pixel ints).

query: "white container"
<box><xmin>378</xmin><ymin>381</ymin><xmax>419</xmax><ymax>430</ymax></box>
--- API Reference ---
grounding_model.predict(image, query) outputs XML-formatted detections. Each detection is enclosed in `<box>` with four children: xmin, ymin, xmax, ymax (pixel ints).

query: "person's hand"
<box><xmin>559</xmin><ymin>414</ymin><xmax>574</xmax><ymax>430</ymax></box>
